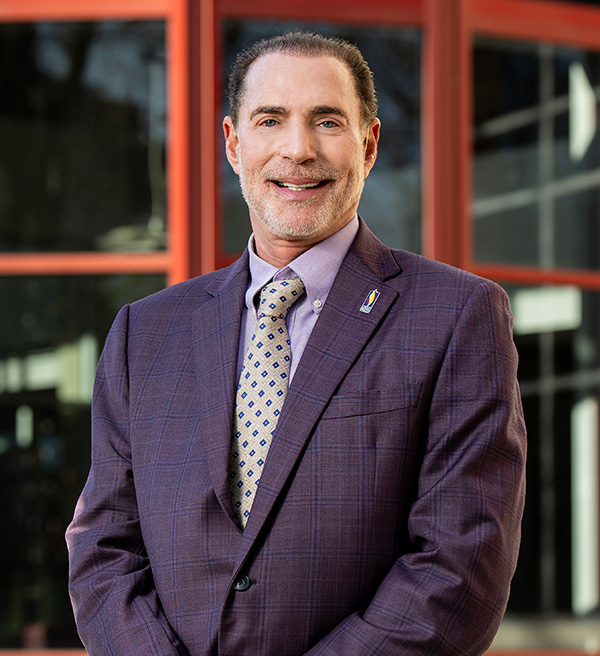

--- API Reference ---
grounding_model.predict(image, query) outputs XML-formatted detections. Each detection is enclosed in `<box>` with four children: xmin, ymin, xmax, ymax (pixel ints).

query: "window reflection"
<box><xmin>0</xmin><ymin>274</ymin><xmax>165</xmax><ymax>648</ymax></box>
<box><xmin>505</xmin><ymin>285</ymin><xmax>600</xmax><ymax>619</ymax></box>
<box><xmin>0</xmin><ymin>21</ymin><xmax>166</xmax><ymax>253</ymax></box>
<box><xmin>473</xmin><ymin>38</ymin><xmax>600</xmax><ymax>271</ymax></box>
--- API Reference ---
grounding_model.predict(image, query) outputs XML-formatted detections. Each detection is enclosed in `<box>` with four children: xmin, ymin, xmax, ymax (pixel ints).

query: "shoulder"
<box><xmin>393</xmin><ymin>249</ymin><xmax>510</xmax><ymax>317</ymax></box>
<box><xmin>112</xmin><ymin>254</ymin><xmax>249</xmax><ymax>334</ymax></box>
<box><xmin>353</xmin><ymin>217</ymin><xmax>503</xmax><ymax>300</ymax></box>
<box><xmin>394</xmin><ymin>249</ymin><xmax>500</xmax><ymax>290</ymax></box>
<box><xmin>135</xmin><ymin>255</ymin><xmax>246</xmax><ymax>308</ymax></box>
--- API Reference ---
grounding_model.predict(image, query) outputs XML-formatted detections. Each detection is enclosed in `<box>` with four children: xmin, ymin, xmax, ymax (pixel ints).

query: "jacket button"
<box><xmin>233</xmin><ymin>575</ymin><xmax>251</xmax><ymax>592</ymax></box>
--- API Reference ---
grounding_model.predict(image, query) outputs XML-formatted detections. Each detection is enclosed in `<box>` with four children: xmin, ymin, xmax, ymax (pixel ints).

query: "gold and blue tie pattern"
<box><xmin>229</xmin><ymin>277</ymin><xmax>305</xmax><ymax>526</ymax></box>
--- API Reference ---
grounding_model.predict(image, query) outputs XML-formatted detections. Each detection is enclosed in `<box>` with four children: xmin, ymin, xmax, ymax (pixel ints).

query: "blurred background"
<box><xmin>1</xmin><ymin>0</ymin><xmax>600</xmax><ymax>652</ymax></box>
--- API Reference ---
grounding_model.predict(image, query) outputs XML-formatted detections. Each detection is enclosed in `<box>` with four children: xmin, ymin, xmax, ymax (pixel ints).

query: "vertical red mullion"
<box><xmin>198</xmin><ymin>0</ymin><xmax>218</xmax><ymax>275</ymax></box>
<box><xmin>213</xmin><ymin>12</ymin><xmax>225</xmax><ymax>273</ymax></box>
<box><xmin>423</xmin><ymin>0</ymin><xmax>469</xmax><ymax>268</ymax></box>
<box><xmin>459</xmin><ymin>0</ymin><xmax>473</xmax><ymax>270</ymax></box>
<box><xmin>167</xmin><ymin>0</ymin><xmax>190</xmax><ymax>285</ymax></box>
<box><xmin>422</xmin><ymin>0</ymin><xmax>441</xmax><ymax>263</ymax></box>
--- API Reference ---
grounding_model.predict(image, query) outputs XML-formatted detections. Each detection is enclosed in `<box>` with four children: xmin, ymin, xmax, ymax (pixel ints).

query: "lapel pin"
<box><xmin>359</xmin><ymin>289</ymin><xmax>380</xmax><ymax>314</ymax></box>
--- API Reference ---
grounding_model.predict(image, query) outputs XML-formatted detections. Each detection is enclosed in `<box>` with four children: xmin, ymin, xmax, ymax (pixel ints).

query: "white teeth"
<box><xmin>279</xmin><ymin>181</ymin><xmax>320</xmax><ymax>191</ymax></box>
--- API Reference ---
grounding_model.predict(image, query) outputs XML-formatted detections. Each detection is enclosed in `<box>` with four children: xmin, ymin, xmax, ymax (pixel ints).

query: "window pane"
<box><xmin>503</xmin><ymin>284</ymin><xmax>600</xmax><ymax>621</ymax></box>
<box><xmin>0</xmin><ymin>21</ymin><xmax>166</xmax><ymax>253</ymax></box>
<box><xmin>555</xmin><ymin>189</ymin><xmax>600</xmax><ymax>269</ymax></box>
<box><xmin>473</xmin><ymin>38</ymin><xmax>600</xmax><ymax>271</ymax></box>
<box><xmin>0</xmin><ymin>274</ymin><xmax>165</xmax><ymax>648</ymax></box>
<box><xmin>474</xmin><ymin>204</ymin><xmax>538</xmax><ymax>266</ymax></box>
<box><xmin>221</xmin><ymin>20</ymin><xmax>422</xmax><ymax>256</ymax></box>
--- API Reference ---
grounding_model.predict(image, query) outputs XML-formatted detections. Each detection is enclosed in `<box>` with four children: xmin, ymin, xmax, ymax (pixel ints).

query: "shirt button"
<box><xmin>313</xmin><ymin>299</ymin><xmax>323</xmax><ymax>309</ymax></box>
<box><xmin>233</xmin><ymin>575</ymin><xmax>252</xmax><ymax>592</ymax></box>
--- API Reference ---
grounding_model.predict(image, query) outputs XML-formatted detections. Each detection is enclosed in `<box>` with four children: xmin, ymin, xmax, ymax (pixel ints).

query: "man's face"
<box><xmin>223</xmin><ymin>53</ymin><xmax>379</xmax><ymax>256</ymax></box>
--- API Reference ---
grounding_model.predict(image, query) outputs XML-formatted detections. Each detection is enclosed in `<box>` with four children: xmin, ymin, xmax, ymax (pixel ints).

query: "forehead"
<box><xmin>240</xmin><ymin>53</ymin><xmax>361</xmax><ymax>119</ymax></box>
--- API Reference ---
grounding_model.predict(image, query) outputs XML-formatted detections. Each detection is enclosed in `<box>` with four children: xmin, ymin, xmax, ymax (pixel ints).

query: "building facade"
<box><xmin>1</xmin><ymin>0</ymin><xmax>600</xmax><ymax>652</ymax></box>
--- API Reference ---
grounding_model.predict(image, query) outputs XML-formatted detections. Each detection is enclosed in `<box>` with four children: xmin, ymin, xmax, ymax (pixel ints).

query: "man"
<box><xmin>66</xmin><ymin>32</ymin><xmax>526</xmax><ymax>656</ymax></box>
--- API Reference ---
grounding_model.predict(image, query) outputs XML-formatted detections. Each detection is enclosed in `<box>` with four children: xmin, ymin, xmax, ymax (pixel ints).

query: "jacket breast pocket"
<box><xmin>299</xmin><ymin>381</ymin><xmax>424</xmax><ymax>495</ymax></box>
<box><xmin>321</xmin><ymin>381</ymin><xmax>422</xmax><ymax>420</ymax></box>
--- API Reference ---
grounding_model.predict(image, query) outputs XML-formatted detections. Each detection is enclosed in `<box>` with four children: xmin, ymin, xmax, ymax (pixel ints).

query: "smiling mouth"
<box><xmin>272</xmin><ymin>180</ymin><xmax>330</xmax><ymax>191</ymax></box>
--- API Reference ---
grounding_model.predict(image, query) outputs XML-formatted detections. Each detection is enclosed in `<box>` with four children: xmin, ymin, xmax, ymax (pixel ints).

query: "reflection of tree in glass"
<box><xmin>0</xmin><ymin>21</ymin><xmax>167</xmax><ymax>253</ymax></box>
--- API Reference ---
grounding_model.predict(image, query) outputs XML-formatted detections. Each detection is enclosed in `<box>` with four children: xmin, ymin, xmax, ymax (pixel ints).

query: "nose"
<box><xmin>278</xmin><ymin>122</ymin><xmax>317</xmax><ymax>164</ymax></box>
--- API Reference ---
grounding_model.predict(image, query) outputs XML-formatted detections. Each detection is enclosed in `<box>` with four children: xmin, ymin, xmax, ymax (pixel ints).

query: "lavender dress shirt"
<box><xmin>237</xmin><ymin>215</ymin><xmax>359</xmax><ymax>381</ymax></box>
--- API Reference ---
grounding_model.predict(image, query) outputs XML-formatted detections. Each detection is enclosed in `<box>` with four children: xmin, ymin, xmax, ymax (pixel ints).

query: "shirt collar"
<box><xmin>245</xmin><ymin>215</ymin><xmax>359</xmax><ymax>316</ymax></box>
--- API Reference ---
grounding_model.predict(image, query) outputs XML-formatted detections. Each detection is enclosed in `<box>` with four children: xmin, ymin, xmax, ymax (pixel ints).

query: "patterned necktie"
<box><xmin>229</xmin><ymin>277</ymin><xmax>306</xmax><ymax>526</ymax></box>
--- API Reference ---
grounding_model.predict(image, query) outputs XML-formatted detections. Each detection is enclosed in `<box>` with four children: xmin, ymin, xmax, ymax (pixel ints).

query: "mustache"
<box><xmin>261</xmin><ymin>164</ymin><xmax>340</xmax><ymax>181</ymax></box>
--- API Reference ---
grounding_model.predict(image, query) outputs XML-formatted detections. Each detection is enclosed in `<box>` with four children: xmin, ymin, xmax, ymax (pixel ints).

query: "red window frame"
<box><xmin>188</xmin><ymin>0</ymin><xmax>490</xmax><ymax>276</ymax></box>
<box><xmin>0</xmin><ymin>0</ymin><xmax>190</xmax><ymax>285</ymax></box>
<box><xmin>192</xmin><ymin>0</ymin><xmax>600</xmax><ymax>297</ymax></box>
<box><xmin>1</xmin><ymin>0</ymin><xmax>599</xmax><ymax>654</ymax></box>
<box><xmin>466</xmin><ymin>0</ymin><xmax>600</xmax><ymax>291</ymax></box>
<box><xmin>189</xmin><ymin>0</ymin><xmax>479</xmax><ymax>277</ymax></box>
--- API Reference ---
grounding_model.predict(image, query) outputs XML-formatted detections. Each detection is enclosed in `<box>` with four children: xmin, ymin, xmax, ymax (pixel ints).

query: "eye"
<box><xmin>259</xmin><ymin>118</ymin><xmax>278</xmax><ymax>128</ymax></box>
<box><xmin>319</xmin><ymin>120</ymin><xmax>339</xmax><ymax>128</ymax></box>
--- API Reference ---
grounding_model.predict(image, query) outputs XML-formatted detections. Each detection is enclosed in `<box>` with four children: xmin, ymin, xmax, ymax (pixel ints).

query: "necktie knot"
<box><xmin>258</xmin><ymin>277</ymin><xmax>306</xmax><ymax>319</ymax></box>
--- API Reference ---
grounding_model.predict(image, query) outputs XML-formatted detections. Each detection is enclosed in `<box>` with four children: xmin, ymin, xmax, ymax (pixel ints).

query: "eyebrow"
<box><xmin>311</xmin><ymin>106</ymin><xmax>349</xmax><ymax>120</ymax></box>
<box><xmin>249</xmin><ymin>105</ymin><xmax>349</xmax><ymax>121</ymax></box>
<box><xmin>249</xmin><ymin>105</ymin><xmax>288</xmax><ymax>120</ymax></box>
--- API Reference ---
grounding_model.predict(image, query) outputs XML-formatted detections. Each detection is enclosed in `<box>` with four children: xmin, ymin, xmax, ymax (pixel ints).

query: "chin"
<box><xmin>263</xmin><ymin>213</ymin><xmax>335</xmax><ymax>241</ymax></box>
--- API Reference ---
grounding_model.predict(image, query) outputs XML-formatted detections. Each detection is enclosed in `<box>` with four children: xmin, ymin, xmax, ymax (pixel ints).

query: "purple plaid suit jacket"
<box><xmin>66</xmin><ymin>219</ymin><xmax>526</xmax><ymax>656</ymax></box>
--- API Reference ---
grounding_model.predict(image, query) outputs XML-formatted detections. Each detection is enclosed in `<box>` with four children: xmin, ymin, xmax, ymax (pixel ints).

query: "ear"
<box><xmin>363</xmin><ymin>118</ymin><xmax>380</xmax><ymax>179</ymax></box>
<box><xmin>223</xmin><ymin>116</ymin><xmax>240</xmax><ymax>175</ymax></box>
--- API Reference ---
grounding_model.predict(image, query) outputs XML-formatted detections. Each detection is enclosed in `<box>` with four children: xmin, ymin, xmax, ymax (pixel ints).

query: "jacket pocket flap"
<box><xmin>322</xmin><ymin>382</ymin><xmax>422</xmax><ymax>419</ymax></box>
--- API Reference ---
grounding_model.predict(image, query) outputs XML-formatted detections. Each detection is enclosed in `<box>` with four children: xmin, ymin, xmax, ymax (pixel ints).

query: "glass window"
<box><xmin>503</xmin><ymin>284</ymin><xmax>600</xmax><ymax>620</ymax></box>
<box><xmin>0</xmin><ymin>274</ymin><xmax>165</xmax><ymax>648</ymax></box>
<box><xmin>220</xmin><ymin>20</ymin><xmax>422</xmax><ymax>257</ymax></box>
<box><xmin>0</xmin><ymin>21</ymin><xmax>166</xmax><ymax>253</ymax></box>
<box><xmin>473</xmin><ymin>37</ymin><xmax>600</xmax><ymax>271</ymax></box>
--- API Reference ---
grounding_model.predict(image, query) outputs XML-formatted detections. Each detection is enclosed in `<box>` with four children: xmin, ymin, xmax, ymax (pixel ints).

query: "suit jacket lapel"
<box><xmin>233</xmin><ymin>222</ymin><xmax>402</xmax><ymax>566</ymax></box>
<box><xmin>191</xmin><ymin>253</ymin><xmax>249</xmax><ymax>523</ymax></box>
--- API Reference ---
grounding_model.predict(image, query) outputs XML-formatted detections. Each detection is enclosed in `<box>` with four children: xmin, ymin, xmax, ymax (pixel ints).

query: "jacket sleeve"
<box><xmin>65</xmin><ymin>305</ymin><xmax>189</xmax><ymax>656</ymax></box>
<box><xmin>303</xmin><ymin>280</ymin><xmax>527</xmax><ymax>656</ymax></box>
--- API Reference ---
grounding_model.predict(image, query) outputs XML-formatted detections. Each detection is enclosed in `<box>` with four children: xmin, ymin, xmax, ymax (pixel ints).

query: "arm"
<box><xmin>304</xmin><ymin>280</ymin><xmax>526</xmax><ymax>655</ymax></box>
<box><xmin>65</xmin><ymin>305</ymin><xmax>189</xmax><ymax>656</ymax></box>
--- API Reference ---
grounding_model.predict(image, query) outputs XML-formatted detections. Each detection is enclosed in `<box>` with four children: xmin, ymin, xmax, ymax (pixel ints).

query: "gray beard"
<box><xmin>238</xmin><ymin>169</ymin><xmax>364</xmax><ymax>240</ymax></box>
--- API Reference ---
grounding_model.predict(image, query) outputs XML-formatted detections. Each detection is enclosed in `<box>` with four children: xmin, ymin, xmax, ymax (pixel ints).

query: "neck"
<box><xmin>250</xmin><ymin>214</ymin><xmax>356</xmax><ymax>268</ymax></box>
<box><xmin>252</xmin><ymin>238</ymin><xmax>314</xmax><ymax>268</ymax></box>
